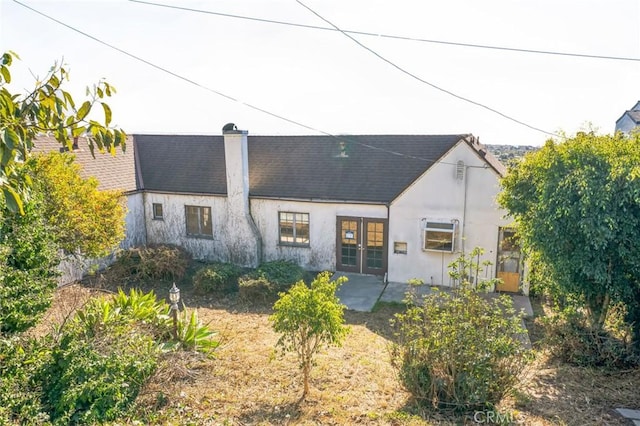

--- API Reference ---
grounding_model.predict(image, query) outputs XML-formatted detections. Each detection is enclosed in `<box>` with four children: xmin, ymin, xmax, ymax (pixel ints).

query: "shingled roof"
<box><xmin>134</xmin><ymin>133</ymin><xmax>507</xmax><ymax>203</ymax></box>
<box><xmin>32</xmin><ymin>136</ymin><xmax>137</xmax><ymax>192</ymax></box>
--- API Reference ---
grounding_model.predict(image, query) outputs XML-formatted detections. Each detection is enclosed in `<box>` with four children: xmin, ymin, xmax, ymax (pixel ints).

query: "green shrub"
<box><xmin>192</xmin><ymin>262</ymin><xmax>241</xmax><ymax>294</ymax></box>
<box><xmin>238</xmin><ymin>276</ymin><xmax>275</xmax><ymax>302</ymax></box>
<box><xmin>42</xmin><ymin>325</ymin><xmax>158</xmax><ymax>425</ymax></box>
<box><xmin>390</xmin><ymin>284</ymin><xmax>531</xmax><ymax>412</ymax></box>
<box><xmin>255</xmin><ymin>260</ymin><xmax>306</xmax><ymax>289</ymax></box>
<box><xmin>0</xmin><ymin>336</ymin><xmax>51</xmax><ymax>425</ymax></box>
<box><xmin>113</xmin><ymin>244</ymin><xmax>190</xmax><ymax>282</ymax></box>
<box><xmin>541</xmin><ymin>305</ymin><xmax>639</xmax><ymax>368</ymax></box>
<box><xmin>172</xmin><ymin>309</ymin><xmax>219</xmax><ymax>354</ymax></box>
<box><xmin>0</xmin><ymin>197</ymin><xmax>59</xmax><ymax>334</ymax></box>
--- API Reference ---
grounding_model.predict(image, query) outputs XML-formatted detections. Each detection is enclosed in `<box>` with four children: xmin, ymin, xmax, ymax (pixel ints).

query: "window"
<box><xmin>185</xmin><ymin>205</ymin><xmax>213</xmax><ymax>237</ymax></box>
<box><xmin>152</xmin><ymin>203</ymin><xmax>163</xmax><ymax>220</ymax></box>
<box><xmin>279</xmin><ymin>212</ymin><xmax>309</xmax><ymax>246</ymax></box>
<box><xmin>423</xmin><ymin>221</ymin><xmax>456</xmax><ymax>252</ymax></box>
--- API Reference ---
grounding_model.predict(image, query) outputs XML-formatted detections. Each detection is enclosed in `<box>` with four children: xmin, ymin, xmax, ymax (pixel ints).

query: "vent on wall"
<box><xmin>456</xmin><ymin>160</ymin><xmax>465</xmax><ymax>180</ymax></box>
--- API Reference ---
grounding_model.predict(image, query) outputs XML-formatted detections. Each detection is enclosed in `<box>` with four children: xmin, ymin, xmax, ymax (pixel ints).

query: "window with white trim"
<box><xmin>279</xmin><ymin>212</ymin><xmax>309</xmax><ymax>246</ymax></box>
<box><xmin>185</xmin><ymin>205</ymin><xmax>213</xmax><ymax>238</ymax></box>
<box><xmin>423</xmin><ymin>221</ymin><xmax>456</xmax><ymax>252</ymax></box>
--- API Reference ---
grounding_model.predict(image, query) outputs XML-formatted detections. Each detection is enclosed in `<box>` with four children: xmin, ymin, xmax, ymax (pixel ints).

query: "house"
<box><xmin>615</xmin><ymin>101</ymin><xmax>640</xmax><ymax>134</ymax></box>
<box><xmin>133</xmin><ymin>125</ymin><xmax>525</xmax><ymax>293</ymax></box>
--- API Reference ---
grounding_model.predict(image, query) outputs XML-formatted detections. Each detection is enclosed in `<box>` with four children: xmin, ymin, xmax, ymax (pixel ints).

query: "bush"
<box><xmin>238</xmin><ymin>276</ymin><xmax>275</xmax><ymax>302</ymax></box>
<box><xmin>390</xmin><ymin>285</ymin><xmax>531</xmax><ymax>412</ymax></box>
<box><xmin>255</xmin><ymin>260</ymin><xmax>306</xmax><ymax>289</ymax></box>
<box><xmin>42</xmin><ymin>326</ymin><xmax>158</xmax><ymax>425</ymax></box>
<box><xmin>0</xmin><ymin>336</ymin><xmax>51</xmax><ymax>425</ymax></box>
<box><xmin>113</xmin><ymin>244</ymin><xmax>190</xmax><ymax>282</ymax></box>
<box><xmin>0</xmin><ymin>196</ymin><xmax>59</xmax><ymax>334</ymax></box>
<box><xmin>192</xmin><ymin>262</ymin><xmax>242</xmax><ymax>294</ymax></box>
<box><xmin>541</xmin><ymin>305</ymin><xmax>639</xmax><ymax>368</ymax></box>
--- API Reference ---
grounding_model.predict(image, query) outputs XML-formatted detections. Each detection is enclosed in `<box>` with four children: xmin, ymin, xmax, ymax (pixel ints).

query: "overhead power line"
<box><xmin>11</xmin><ymin>0</ymin><xmax>492</xmax><ymax>168</ymax></box>
<box><xmin>295</xmin><ymin>0</ymin><xmax>559</xmax><ymax>138</ymax></box>
<box><xmin>130</xmin><ymin>0</ymin><xmax>640</xmax><ymax>63</ymax></box>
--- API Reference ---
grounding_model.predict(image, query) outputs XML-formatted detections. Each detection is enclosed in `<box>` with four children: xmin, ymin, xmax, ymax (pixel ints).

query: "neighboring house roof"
<box><xmin>31</xmin><ymin>135</ymin><xmax>137</xmax><ymax>192</ymax></box>
<box><xmin>134</xmin><ymin>133</ymin><xmax>505</xmax><ymax>203</ymax></box>
<box><xmin>615</xmin><ymin>101</ymin><xmax>640</xmax><ymax>127</ymax></box>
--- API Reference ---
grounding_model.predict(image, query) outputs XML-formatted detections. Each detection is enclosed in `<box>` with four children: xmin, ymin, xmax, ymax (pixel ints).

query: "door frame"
<box><xmin>336</xmin><ymin>216</ymin><xmax>388</xmax><ymax>275</ymax></box>
<box><xmin>495</xmin><ymin>227</ymin><xmax>522</xmax><ymax>293</ymax></box>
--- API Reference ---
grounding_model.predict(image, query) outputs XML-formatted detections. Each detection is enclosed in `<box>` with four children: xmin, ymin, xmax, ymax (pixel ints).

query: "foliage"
<box><xmin>0</xmin><ymin>336</ymin><xmax>51</xmax><ymax>425</ymax></box>
<box><xmin>541</xmin><ymin>304</ymin><xmax>639</xmax><ymax>368</ymax></box>
<box><xmin>0</xmin><ymin>190</ymin><xmax>59</xmax><ymax>333</ymax></box>
<box><xmin>447</xmin><ymin>246</ymin><xmax>500</xmax><ymax>291</ymax></box>
<box><xmin>42</xmin><ymin>323</ymin><xmax>158</xmax><ymax>425</ymax></box>
<box><xmin>112</xmin><ymin>245</ymin><xmax>191</xmax><ymax>282</ymax></box>
<box><xmin>172</xmin><ymin>308</ymin><xmax>220</xmax><ymax>354</ymax></box>
<box><xmin>0</xmin><ymin>51</ymin><xmax>126</xmax><ymax>214</ymax></box>
<box><xmin>498</xmin><ymin>131</ymin><xmax>640</xmax><ymax>350</ymax></box>
<box><xmin>255</xmin><ymin>259</ymin><xmax>306</xmax><ymax>289</ymax></box>
<box><xmin>192</xmin><ymin>262</ymin><xmax>242</xmax><ymax>294</ymax></box>
<box><xmin>238</xmin><ymin>276</ymin><xmax>275</xmax><ymax>302</ymax></box>
<box><xmin>270</xmin><ymin>271</ymin><xmax>350</xmax><ymax>398</ymax></box>
<box><xmin>391</xmin><ymin>256</ymin><xmax>531</xmax><ymax>411</ymax></box>
<box><xmin>30</xmin><ymin>152</ymin><xmax>126</xmax><ymax>258</ymax></box>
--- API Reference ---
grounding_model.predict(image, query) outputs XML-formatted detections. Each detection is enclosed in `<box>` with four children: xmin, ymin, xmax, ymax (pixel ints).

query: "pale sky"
<box><xmin>1</xmin><ymin>0</ymin><xmax>639</xmax><ymax>145</ymax></box>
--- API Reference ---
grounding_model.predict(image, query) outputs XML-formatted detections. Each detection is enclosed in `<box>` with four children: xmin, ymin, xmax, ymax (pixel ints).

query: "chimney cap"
<box><xmin>222</xmin><ymin>123</ymin><xmax>238</xmax><ymax>133</ymax></box>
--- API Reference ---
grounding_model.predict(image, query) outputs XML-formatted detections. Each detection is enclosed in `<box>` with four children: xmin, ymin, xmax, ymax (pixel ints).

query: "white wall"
<box><xmin>144</xmin><ymin>192</ymin><xmax>230</xmax><ymax>262</ymax></box>
<box><xmin>122</xmin><ymin>192</ymin><xmax>146</xmax><ymax>249</ymax></box>
<box><xmin>388</xmin><ymin>141</ymin><xmax>511</xmax><ymax>286</ymax></box>
<box><xmin>250</xmin><ymin>199</ymin><xmax>387</xmax><ymax>271</ymax></box>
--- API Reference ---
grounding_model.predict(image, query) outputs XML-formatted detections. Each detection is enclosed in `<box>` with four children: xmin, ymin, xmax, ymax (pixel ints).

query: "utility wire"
<box><xmin>11</xmin><ymin>0</ymin><xmax>511</xmax><ymax>168</ymax></box>
<box><xmin>296</xmin><ymin>0</ymin><xmax>560</xmax><ymax>138</ymax></box>
<box><xmin>130</xmin><ymin>0</ymin><xmax>640</xmax><ymax>63</ymax></box>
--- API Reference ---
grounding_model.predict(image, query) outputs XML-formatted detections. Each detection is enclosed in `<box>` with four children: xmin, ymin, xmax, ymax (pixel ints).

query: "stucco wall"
<box><xmin>122</xmin><ymin>192</ymin><xmax>146</xmax><ymax>249</ymax></box>
<box><xmin>144</xmin><ymin>192</ymin><xmax>231</xmax><ymax>262</ymax></box>
<box><xmin>250</xmin><ymin>199</ymin><xmax>387</xmax><ymax>271</ymax></box>
<box><xmin>388</xmin><ymin>141</ymin><xmax>511</xmax><ymax>286</ymax></box>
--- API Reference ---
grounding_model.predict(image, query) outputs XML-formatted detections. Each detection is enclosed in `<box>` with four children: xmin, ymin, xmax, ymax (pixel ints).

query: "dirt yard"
<box><xmin>37</xmin><ymin>281</ymin><xmax>640</xmax><ymax>425</ymax></box>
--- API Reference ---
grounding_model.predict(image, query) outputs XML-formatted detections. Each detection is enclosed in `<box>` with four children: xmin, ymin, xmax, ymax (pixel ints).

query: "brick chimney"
<box><xmin>222</xmin><ymin>123</ymin><xmax>262</xmax><ymax>267</ymax></box>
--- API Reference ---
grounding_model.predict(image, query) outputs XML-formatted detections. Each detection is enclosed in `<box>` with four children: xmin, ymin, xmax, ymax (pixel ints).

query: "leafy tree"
<box><xmin>31</xmin><ymin>152</ymin><xmax>126</xmax><ymax>258</ymax></box>
<box><xmin>0</xmin><ymin>51</ymin><xmax>126</xmax><ymax>214</ymax></box>
<box><xmin>498</xmin><ymin>132</ymin><xmax>640</xmax><ymax>347</ymax></box>
<box><xmin>0</xmin><ymin>187</ymin><xmax>59</xmax><ymax>333</ymax></box>
<box><xmin>270</xmin><ymin>272</ymin><xmax>350</xmax><ymax>399</ymax></box>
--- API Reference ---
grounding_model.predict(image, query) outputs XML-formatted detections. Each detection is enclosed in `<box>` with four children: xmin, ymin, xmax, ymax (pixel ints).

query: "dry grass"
<box><xmin>38</xmin><ymin>280</ymin><xmax>640</xmax><ymax>425</ymax></box>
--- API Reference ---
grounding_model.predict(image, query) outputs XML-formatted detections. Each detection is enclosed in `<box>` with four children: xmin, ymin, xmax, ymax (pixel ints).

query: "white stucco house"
<box><xmin>615</xmin><ymin>101</ymin><xmax>640</xmax><ymax>135</ymax></box>
<box><xmin>132</xmin><ymin>125</ymin><xmax>525</xmax><ymax>293</ymax></box>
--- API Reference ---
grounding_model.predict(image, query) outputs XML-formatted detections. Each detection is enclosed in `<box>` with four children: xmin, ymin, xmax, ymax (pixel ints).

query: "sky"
<box><xmin>1</xmin><ymin>0</ymin><xmax>639</xmax><ymax>146</ymax></box>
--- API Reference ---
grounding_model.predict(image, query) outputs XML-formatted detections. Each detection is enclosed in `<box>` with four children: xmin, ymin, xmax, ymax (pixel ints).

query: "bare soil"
<box><xmin>40</xmin><ymin>278</ymin><xmax>639</xmax><ymax>425</ymax></box>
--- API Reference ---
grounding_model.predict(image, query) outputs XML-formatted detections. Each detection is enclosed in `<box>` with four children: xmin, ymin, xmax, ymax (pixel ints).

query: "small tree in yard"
<box><xmin>270</xmin><ymin>272</ymin><xmax>350</xmax><ymax>399</ymax></box>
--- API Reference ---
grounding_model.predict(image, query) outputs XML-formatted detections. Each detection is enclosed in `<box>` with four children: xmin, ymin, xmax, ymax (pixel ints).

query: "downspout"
<box><xmin>247</xmin><ymin>201</ymin><xmax>263</xmax><ymax>264</ymax></box>
<box><xmin>461</xmin><ymin>164</ymin><xmax>469</xmax><ymax>255</ymax></box>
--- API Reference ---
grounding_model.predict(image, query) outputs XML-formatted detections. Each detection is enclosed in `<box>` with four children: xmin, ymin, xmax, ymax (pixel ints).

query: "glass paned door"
<box><xmin>336</xmin><ymin>217</ymin><xmax>387</xmax><ymax>275</ymax></box>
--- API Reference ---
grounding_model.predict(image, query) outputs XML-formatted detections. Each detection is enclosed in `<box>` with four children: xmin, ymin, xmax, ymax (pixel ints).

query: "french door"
<box><xmin>336</xmin><ymin>216</ymin><xmax>387</xmax><ymax>275</ymax></box>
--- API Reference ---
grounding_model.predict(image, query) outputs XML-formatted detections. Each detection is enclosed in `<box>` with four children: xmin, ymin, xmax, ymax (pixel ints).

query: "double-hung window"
<box><xmin>185</xmin><ymin>205</ymin><xmax>213</xmax><ymax>238</ymax></box>
<box><xmin>279</xmin><ymin>212</ymin><xmax>309</xmax><ymax>246</ymax></box>
<box><xmin>423</xmin><ymin>221</ymin><xmax>456</xmax><ymax>252</ymax></box>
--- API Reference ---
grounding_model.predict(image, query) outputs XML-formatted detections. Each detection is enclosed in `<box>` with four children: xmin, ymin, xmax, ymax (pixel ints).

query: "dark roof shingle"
<box><xmin>134</xmin><ymin>133</ymin><xmax>477</xmax><ymax>203</ymax></box>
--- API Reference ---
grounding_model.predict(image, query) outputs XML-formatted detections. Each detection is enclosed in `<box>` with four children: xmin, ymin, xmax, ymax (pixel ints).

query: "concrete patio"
<box><xmin>333</xmin><ymin>272</ymin><xmax>534</xmax><ymax>318</ymax></box>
